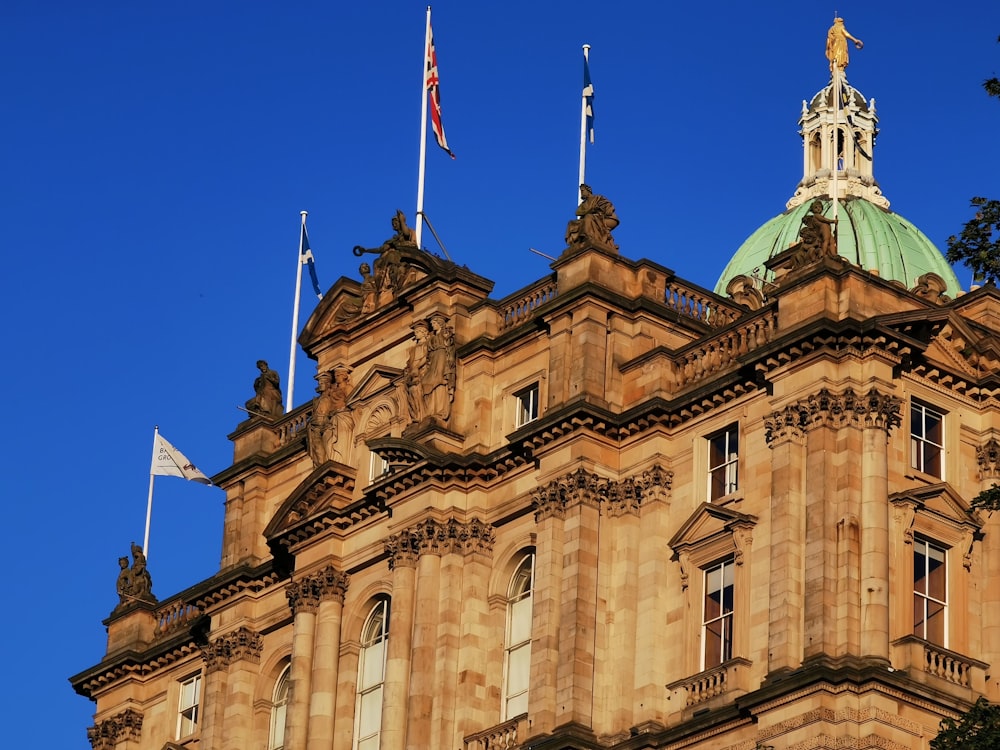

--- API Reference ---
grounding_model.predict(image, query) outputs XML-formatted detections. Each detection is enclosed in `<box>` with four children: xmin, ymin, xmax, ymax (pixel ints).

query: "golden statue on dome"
<box><xmin>826</xmin><ymin>17</ymin><xmax>863</xmax><ymax>71</ymax></box>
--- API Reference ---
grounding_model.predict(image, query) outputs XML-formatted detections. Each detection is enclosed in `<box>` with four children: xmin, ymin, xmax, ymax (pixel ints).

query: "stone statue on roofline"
<box><xmin>798</xmin><ymin>200</ymin><xmax>838</xmax><ymax>260</ymax></box>
<box><xmin>565</xmin><ymin>184</ymin><xmax>619</xmax><ymax>252</ymax></box>
<box><xmin>352</xmin><ymin>210</ymin><xmax>420</xmax><ymax>309</ymax></box>
<box><xmin>114</xmin><ymin>542</ymin><xmax>157</xmax><ymax>611</ymax></box>
<box><xmin>245</xmin><ymin>360</ymin><xmax>283</xmax><ymax>418</ymax></box>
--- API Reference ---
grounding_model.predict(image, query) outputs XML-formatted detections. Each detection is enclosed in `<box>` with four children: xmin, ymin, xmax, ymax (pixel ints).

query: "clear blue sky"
<box><xmin>0</xmin><ymin>2</ymin><xmax>997</xmax><ymax>746</ymax></box>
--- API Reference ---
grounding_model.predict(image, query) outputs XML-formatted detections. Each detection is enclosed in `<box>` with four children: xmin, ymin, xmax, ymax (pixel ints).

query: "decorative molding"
<box><xmin>606</xmin><ymin>476</ymin><xmax>642</xmax><ymax>518</ymax></box>
<box><xmin>385</xmin><ymin>517</ymin><xmax>496</xmax><ymax>569</ymax></box>
<box><xmin>87</xmin><ymin>708</ymin><xmax>142</xmax><ymax>750</ymax></box>
<box><xmin>765</xmin><ymin>387</ymin><xmax>902</xmax><ymax>445</ymax></box>
<box><xmin>977</xmin><ymin>437</ymin><xmax>1000</xmax><ymax>479</ymax></box>
<box><xmin>891</xmin><ymin>500</ymin><xmax>916</xmax><ymax>545</ymax></box>
<box><xmin>531</xmin><ymin>467</ymin><xmax>609</xmax><ymax>522</ymax></box>
<box><xmin>201</xmin><ymin>626</ymin><xmax>264</xmax><ymax>672</ymax></box>
<box><xmin>286</xmin><ymin>564</ymin><xmax>350</xmax><ymax>615</ymax></box>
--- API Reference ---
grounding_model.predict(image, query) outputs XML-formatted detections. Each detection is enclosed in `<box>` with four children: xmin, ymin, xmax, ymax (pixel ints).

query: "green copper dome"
<box><xmin>714</xmin><ymin>198</ymin><xmax>961</xmax><ymax>298</ymax></box>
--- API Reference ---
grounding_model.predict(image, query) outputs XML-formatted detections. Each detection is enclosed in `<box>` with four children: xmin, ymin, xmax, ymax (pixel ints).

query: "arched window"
<box><xmin>355</xmin><ymin>598</ymin><xmax>390</xmax><ymax>750</ymax></box>
<box><xmin>502</xmin><ymin>552</ymin><xmax>534</xmax><ymax>719</ymax></box>
<box><xmin>268</xmin><ymin>665</ymin><xmax>290</xmax><ymax>750</ymax></box>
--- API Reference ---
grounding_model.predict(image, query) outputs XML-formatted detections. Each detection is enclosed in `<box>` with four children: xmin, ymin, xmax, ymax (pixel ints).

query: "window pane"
<box><xmin>926</xmin><ymin>600</ymin><xmax>946</xmax><ymax>644</ymax></box>
<box><xmin>509</xmin><ymin>597</ymin><xmax>532</xmax><ymax>644</ymax></box>
<box><xmin>925</xmin><ymin>411</ymin><xmax>943</xmax><ymax>444</ymax></box>
<box><xmin>358</xmin><ymin>735</ymin><xmax>380</xmax><ymax>750</ymax></box>
<box><xmin>360</xmin><ymin>640</ymin><xmax>385</xmax><ymax>690</ymax></box>
<box><xmin>705</xmin><ymin>619</ymin><xmax>724</xmax><ymax>668</ymax></box>
<box><xmin>924</xmin><ymin>445</ymin><xmax>942</xmax><ymax>477</ymax></box>
<box><xmin>506</xmin><ymin>690</ymin><xmax>528</xmax><ymax>719</ymax></box>
<box><xmin>506</xmin><ymin>644</ymin><xmax>530</xmax><ymax>695</ymax></box>
<box><xmin>358</xmin><ymin>686</ymin><xmax>383</xmax><ymax>736</ymax></box>
<box><xmin>914</xmin><ymin>596</ymin><xmax>926</xmax><ymax>637</ymax></box>
<box><xmin>927</xmin><ymin>545</ymin><xmax>946</xmax><ymax>600</ymax></box>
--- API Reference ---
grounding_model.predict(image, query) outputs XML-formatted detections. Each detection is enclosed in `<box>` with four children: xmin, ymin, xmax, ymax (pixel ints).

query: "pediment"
<box><xmin>263</xmin><ymin>462</ymin><xmax>358</xmax><ymax>542</ymax></box>
<box><xmin>351</xmin><ymin>364</ymin><xmax>404</xmax><ymax>404</ymax></box>
<box><xmin>668</xmin><ymin>502</ymin><xmax>757</xmax><ymax>551</ymax></box>
<box><xmin>889</xmin><ymin>482</ymin><xmax>981</xmax><ymax>530</ymax></box>
<box><xmin>948</xmin><ymin>283</ymin><xmax>1000</xmax><ymax>329</ymax></box>
<box><xmin>875</xmin><ymin>308</ymin><xmax>1000</xmax><ymax>377</ymax></box>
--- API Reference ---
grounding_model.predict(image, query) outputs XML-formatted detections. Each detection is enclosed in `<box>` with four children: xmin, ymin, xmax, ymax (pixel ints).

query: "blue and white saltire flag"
<box><xmin>583</xmin><ymin>53</ymin><xmax>595</xmax><ymax>144</ymax></box>
<box><xmin>300</xmin><ymin>220</ymin><xmax>322</xmax><ymax>300</ymax></box>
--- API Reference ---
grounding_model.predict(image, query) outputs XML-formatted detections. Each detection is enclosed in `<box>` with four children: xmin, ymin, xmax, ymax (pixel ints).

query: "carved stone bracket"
<box><xmin>87</xmin><ymin>708</ymin><xmax>143</xmax><ymax>750</ymax></box>
<box><xmin>891</xmin><ymin>500</ymin><xmax>917</xmax><ymax>545</ymax></box>
<box><xmin>201</xmin><ymin>626</ymin><xmax>264</xmax><ymax>673</ymax></box>
<box><xmin>385</xmin><ymin>517</ymin><xmax>496</xmax><ymax>569</ymax></box>
<box><xmin>286</xmin><ymin>564</ymin><xmax>350</xmax><ymax>614</ymax></box>
<box><xmin>977</xmin><ymin>438</ymin><xmax>1000</xmax><ymax>480</ymax></box>
<box><xmin>765</xmin><ymin>386</ymin><xmax>902</xmax><ymax>446</ymax></box>
<box><xmin>732</xmin><ymin>523</ymin><xmax>753</xmax><ymax>566</ymax></box>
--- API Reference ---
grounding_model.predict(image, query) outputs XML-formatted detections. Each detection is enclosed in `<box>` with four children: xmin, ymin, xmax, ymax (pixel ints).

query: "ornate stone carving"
<box><xmin>246</xmin><ymin>359</ymin><xmax>283</xmax><ymax>418</ymax></box>
<box><xmin>765</xmin><ymin>387</ymin><xmax>901</xmax><ymax>443</ymax></box>
<box><xmin>725</xmin><ymin>274</ymin><xmax>765</xmax><ymax>310</ymax></box>
<box><xmin>403</xmin><ymin>314</ymin><xmax>457</xmax><ymax>429</ymax></box>
<box><xmin>606</xmin><ymin>476</ymin><xmax>642</xmax><ymax>518</ymax></box>
<box><xmin>962</xmin><ymin>528</ymin><xmax>976</xmax><ymax>572</ymax></box>
<box><xmin>565</xmin><ymin>184</ymin><xmax>619</xmax><ymax>252</ymax></box>
<box><xmin>532</xmin><ymin>467</ymin><xmax>609</xmax><ymax>522</ymax></box>
<box><xmin>308</xmin><ymin>367</ymin><xmax>354</xmax><ymax>466</ymax></box>
<box><xmin>637</xmin><ymin>463</ymin><xmax>673</xmax><ymax>505</ymax></box>
<box><xmin>115</xmin><ymin>542</ymin><xmax>156</xmax><ymax>611</ymax></box>
<box><xmin>891</xmin><ymin>500</ymin><xmax>916</xmax><ymax>545</ymax></box>
<box><xmin>350</xmin><ymin>210</ymin><xmax>419</xmax><ymax>307</ymax></box>
<box><xmin>201</xmin><ymin>626</ymin><xmax>264</xmax><ymax>672</ymax></box>
<box><xmin>732</xmin><ymin>524</ymin><xmax>753</xmax><ymax>566</ymax></box>
<box><xmin>910</xmin><ymin>272</ymin><xmax>951</xmax><ymax>304</ymax></box>
<box><xmin>798</xmin><ymin>199</ymin><xmax>838</xmax><ymax>259</ymax></box>
<box><xmin>385</xmin><ymin>518</ymin><xmax>495</xmax><ymax>569</ymax></box>
<box><xmin>677</xmin><ymin>551</ymin><xmax>691</xmax><ymax>591</ymax></box>
<box><xmin>87</xmin><ymin>708</ymin><xmax>143</xmax><ymax>750</ymax></box>
<box><xmin>977</xmin><ymin>438</ymin><xmax>1000</xmax><ymax>479</ymax></box>
<box><xmin>286</xmin><ymin>565</ymin><xmax>350</xmax><ymax>613</ymax></box>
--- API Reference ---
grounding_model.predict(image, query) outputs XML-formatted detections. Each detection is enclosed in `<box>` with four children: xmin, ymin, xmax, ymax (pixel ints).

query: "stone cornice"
<box><xmin>70</xmin><ymin>637</ymin><xmax>202</xmax><ymax>700</ymax></box>
<box><xmin>87</xmin><ymin>708</ymin><xmax>142</xmax><ymax>750</ymax></box>
<box><xmin>384</xmin><ymin>517</ymin><xmax>496</xmax><ymax>570</ymax></box>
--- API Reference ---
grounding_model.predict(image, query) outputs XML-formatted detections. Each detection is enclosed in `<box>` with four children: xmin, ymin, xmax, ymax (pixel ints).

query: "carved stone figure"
<box><xmin>798</xmin><ymin>200</ymin><xmax>837</xmax><ymax>259</ymax></box>
<box><xmin>116</xmin><ymin>543</ymin><xmax>155</xmax><ymax>609</ymax></box>
<box><xmin>405</xmin><ymin>320</ymin><xmax>430</xmax><ymax>422</ymax></box>
<box><xmin>308</xmin><ymin>371</ymin><xmax>336</xmax><ymax>466</ymax></box>
<box><xmin>359</xmin><ymin>262</ymin><xmax>377</xmax><ymax>314</ymax></box>
<box><xmin>566</xmin><ymin>184</ymin><xmax>619</xmax><ymax>250</ymax></box>
<box><xmin>352</xmin><ymin>210</ymin><xmax>419</xmax><ymax>309</ymax></box>
<box><xmin>329</xmin><ymin>367</ymin><xmax>354</xmax><ymax>462</ymax></box>
<box><xmin>423</xmin><ymin>313</ymin><xmax>457</xmax><ymax>422</ymax></box>
<box><xmin>129</xmin><ymin>542</ymin><xmax>153</xmax><ymax>601</ymax></box>
<box><xmin>826</xmin><ymin>17</ymin><xmax>863</xmax><ymax>72</ymax></box>
<box><xmin>246</xmin><ymin>360</ymin><xmax>283</xmax><ymax>418</ymax></box>
<box><xmin>115</xmin><ymin>557</ymin><xmax>132</xmax><ymax>605</ymax></box>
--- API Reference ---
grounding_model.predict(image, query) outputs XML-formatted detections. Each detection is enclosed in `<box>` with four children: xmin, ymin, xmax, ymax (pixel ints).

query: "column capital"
<box><xmin>286</xmin><ymin>565</ymin><xmax>350</xmax><ymax>613</ymax></box>
<box><xmin>200</xmin><ymin>625</ymin><xmax>264</xmax><ymax>672</ymax></box>
<box><xmin>87</xmin><ymin>708</ymin><xmax>143</xmax><ymax>750</ymax></box>
<box><xmin>532</xmin><ymin>467</ymin><xmax>609</xmax><ymax>521</ymax></box>
<box><xmin>385</xmin><ymin>517</ymin><xmax>496</xmax><ymax>568</ymax></box>
<box><xmin>765</xmin><ymin>386</ymin><xmax>902</xmax><ymax>446</ymax></box>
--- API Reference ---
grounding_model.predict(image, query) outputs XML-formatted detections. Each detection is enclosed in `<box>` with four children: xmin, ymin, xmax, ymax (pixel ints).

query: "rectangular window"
<box><xmin>914</xmin><ymin>538</ymin><xmax>947</xmax><ymax>645</ymax></box>
<box><xmin>910</xmin><ymin>401</ymin><xmax>944</xmax><ymax>478</ymax></box>
<box><xmin>707</xmin><ymin>424</ymin><xmax>739</xmax><ymax>501</ymax></box>
<box><xmin>515</xmin><ymin>384</ymin><xmax>539</xmax><ymax>428</ymax></box>
<box><xmin>177</xmin><ymin>673</ymin><xmax>202</xmax><ymax>738</ymax></box>
<box><xmin>702</xmin><ymin>559</ymin><xmax>734</xmax><ymax>670</ymax></box>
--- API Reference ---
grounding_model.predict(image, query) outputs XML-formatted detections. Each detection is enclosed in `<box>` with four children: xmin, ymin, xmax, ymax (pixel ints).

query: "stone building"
<box><xmin>72</xmin><ymin>45</ymin><xmax>1000</xmax><ymax>750</ymax></box>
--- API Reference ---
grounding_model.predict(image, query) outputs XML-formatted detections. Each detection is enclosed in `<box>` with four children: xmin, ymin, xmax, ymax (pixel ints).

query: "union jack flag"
<box><xmin>426</xmin><ymin>23</ymin><xmax>455</xmax><ymax>159</ymax></box>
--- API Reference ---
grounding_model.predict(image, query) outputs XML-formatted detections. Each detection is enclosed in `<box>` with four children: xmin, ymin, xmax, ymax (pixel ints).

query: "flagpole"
<box><xmin>578</xmin><ymin>44</ymin><xmax>590</xmax><ymax>204</ymax></box>
<box><xmin>831</xmin><ymin>64</ymin><xmax>840</xmax><ymax>224</ymax></box>
<box><xmin>415</xmin><ymin>6</ymin><xmax>432</xmax><ymax>249</ymax></box>
<box><xmin>286</xmin><ymin>211</ymin><xmax>307</xmax><ymax>413</ymax></box>
<box><xmin>143</xmin><ymin>426</ymin><xmax>158</xmax><ymax>559</ymax></box>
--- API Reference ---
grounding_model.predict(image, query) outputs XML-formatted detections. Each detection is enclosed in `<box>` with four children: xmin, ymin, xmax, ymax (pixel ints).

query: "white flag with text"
<box><xmin>151</xmin><ymin>434</ymin><xmax>211</xmax><ymax>484</ymax></box>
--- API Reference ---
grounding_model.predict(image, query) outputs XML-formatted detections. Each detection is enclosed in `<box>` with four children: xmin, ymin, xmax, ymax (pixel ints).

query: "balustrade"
<box><xmin>464</xmin><ymin>713</ymin><xmax>526</xmax><ymax>750</ymax></box>
<box><xmin>498</xmin><ymin>279</ymin><xmax>558</xmax><ymax>331</ymax></box>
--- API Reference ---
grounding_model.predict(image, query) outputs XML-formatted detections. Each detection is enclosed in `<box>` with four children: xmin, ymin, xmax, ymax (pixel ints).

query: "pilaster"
<box><xmin>285</xmin><ymin>574</ymin><xmax>322</xmax><ymax>750</ymax></box>
<box><xmin>308</xmin><ymin>567</ymin><xmax>350</xmax><ymax>750</ymax></box>
<box><xmin>381</xmin><ymin>531</ymin><xmax>419</xmax><ymax>750</ymax></box>
<box><xmin>203</xmin><ymin>626</ymin><xmax>264</xmax><ymax>750</ymax></box>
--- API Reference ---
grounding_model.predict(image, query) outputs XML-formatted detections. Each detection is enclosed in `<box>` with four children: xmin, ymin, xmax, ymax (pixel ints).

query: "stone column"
<box><xmin>597</xmin><ymin>475</ymin><xmax>641</xmax><ymax>735</ymax></box>
<box><xmin>554</xmin><ymin>468</ymin><xmax>604</xmax><ymax>730</ymax></box>
<box><xmin>308</xmin><ymin>567</ymin><xmax>349</xmax><ymax>750</ymax></box>
<box><xmin>529</xmin><ymin>477</ymin><xmax>567</xmax><ymax>735</ymax></box>
<box><xmin>87</xmin><ymin>708</ymin><xmax>143</xmax><ymax>750</ymax></box>
<box><xmin>801</xmin><ymin>390</ymin><xmax>840</xmax><ymax>661</ymax></box>
<box><xmin>632</xmin><ymin>465</ymin><xmax>673</xmax><ymax>725</ymax></box>
<box><xmin>209</xmin><ymin>627</ymin><xmax>265</xmax><ymax>750</ymax></box>
<box><xmin>199</xmin><ymin>636</ymin><xmax>230</xmax><ymax>750</ymax></box>
<box><xmin>977</xmin><ymin>438</ymin><xmax>1000</xmax><ymax>701</ymax></box>
<box><xmin>763</xmin><ymin>404</ymin><xmax>808</xmax><ymax>675</ymax></box>
<box><xmin>406</xmin><ymin>523</ymin><xmax>442</xmax><ymax>750</ymax></box>
<box><xmin>858</xmin><ymin>388</ymin><xmax>901</xmax><ymax>663</ymax></box>
<box><xmin>382</xmin><ymin>532</ymin><xmax>419</xmax><ymax>750</ymax></box>
<box><xmin>285</xmin><ymin>574</ymin><xmax>323</xmax><ymax>750</ymax></box>
<box><xmin>453</xmin><ymin>520</ymin><xmax>496</xmax><ymax>742</ymax></box>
